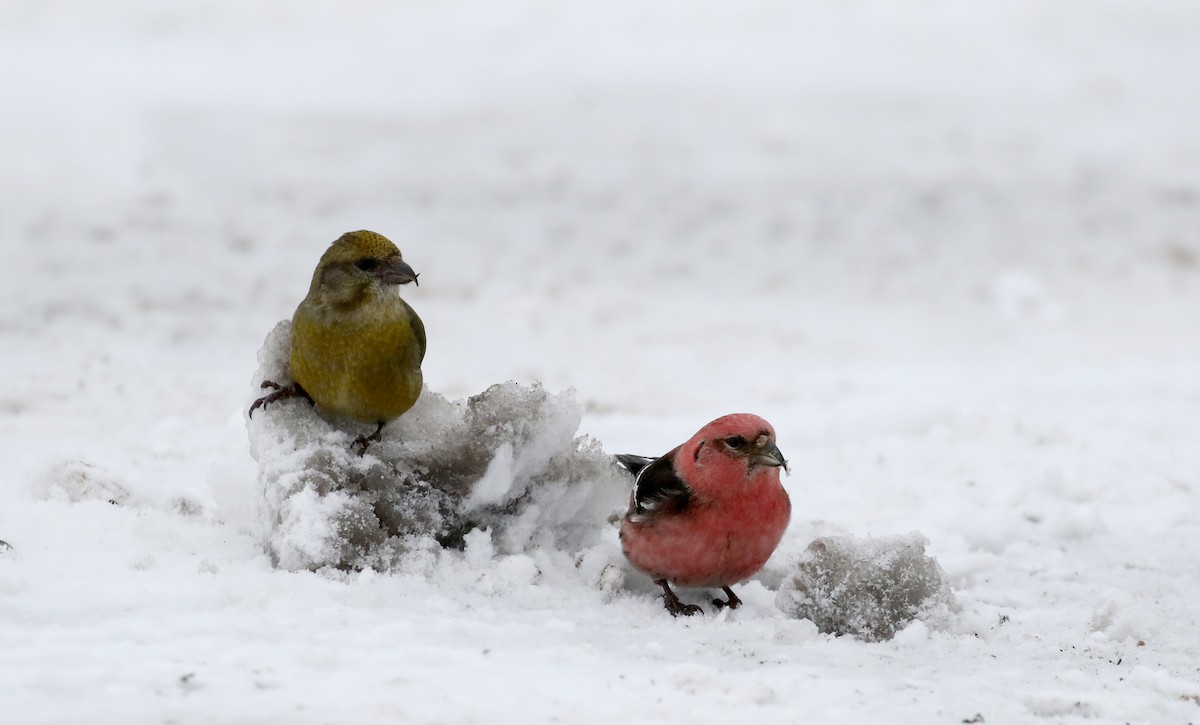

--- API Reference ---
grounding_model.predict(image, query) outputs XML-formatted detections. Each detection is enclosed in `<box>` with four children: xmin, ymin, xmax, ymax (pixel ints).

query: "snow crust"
<box><xmin>776</xmin><ymin>533</ymin><xmax>957</xmax><ymax>641</ymax></box>
<box><xmin>247</xmin><ymin>320</ymin><xmax>629</xmax><ymax>571</ymax></box>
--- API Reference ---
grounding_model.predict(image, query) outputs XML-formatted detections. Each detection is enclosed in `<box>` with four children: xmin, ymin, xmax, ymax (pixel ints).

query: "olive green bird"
<box><xmin>250</xmin><ymin>230</ymin><xmax>426</xmax><ymax>455</ymax></box>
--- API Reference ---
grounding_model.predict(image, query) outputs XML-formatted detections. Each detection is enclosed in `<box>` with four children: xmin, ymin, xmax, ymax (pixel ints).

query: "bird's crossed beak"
<box><xmin>379</xmin><ymin>256</ymin><xmax>419</xmax><ymax>286</ymax></box>
<box><xmin>752</xmin><ymin>441</ymin><xmax>789</xmax><ymax>472</ymax></box>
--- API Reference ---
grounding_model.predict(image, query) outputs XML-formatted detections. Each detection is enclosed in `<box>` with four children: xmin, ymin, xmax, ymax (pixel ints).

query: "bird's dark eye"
<box><xmin>355</xmin><ymin>258</ymin><xmax>380</xmax><ymax>272</ymax></box>
<box><xmin>725</xmin><ymin>436</ymin><xmax>747</xmax><ymax>449</ymax></box>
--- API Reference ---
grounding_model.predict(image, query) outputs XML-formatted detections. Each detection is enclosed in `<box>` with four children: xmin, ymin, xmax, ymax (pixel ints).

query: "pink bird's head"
<box><xmin>676</xmin><ymin>413</ymin><xmax>788</xmax><ymax>491</ymax></box>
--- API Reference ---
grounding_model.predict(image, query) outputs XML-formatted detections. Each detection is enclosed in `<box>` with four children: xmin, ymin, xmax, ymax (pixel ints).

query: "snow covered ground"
<box><xmin>3</xmin><ymin>1</ymin><xmax>1200</xmax><ymax>722</ymax></box>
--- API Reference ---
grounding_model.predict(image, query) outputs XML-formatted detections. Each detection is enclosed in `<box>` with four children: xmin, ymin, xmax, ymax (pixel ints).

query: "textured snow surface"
<box><xmin>4</xmin><ymin>0</ymin><xmax>1200</xmax><ymax>723</ymax></box>
<box><xmin>776</xmin><ymin>533</ymin><xmax>957</xmax><ymax>642</ymax></box>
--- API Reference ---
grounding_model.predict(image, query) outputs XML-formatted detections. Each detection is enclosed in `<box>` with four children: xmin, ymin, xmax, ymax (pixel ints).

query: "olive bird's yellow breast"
<box><xmin>289</xmin><ymin>294</ymin><xmax>425</xmax><ymax>423</ymax></box>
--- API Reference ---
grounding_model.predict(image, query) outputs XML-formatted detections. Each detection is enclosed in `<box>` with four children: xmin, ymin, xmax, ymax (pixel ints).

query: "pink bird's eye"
<box><xmin>724</xmin><ymin>436</ymin><xmax>747</xmax><ymax>449</ymax></box>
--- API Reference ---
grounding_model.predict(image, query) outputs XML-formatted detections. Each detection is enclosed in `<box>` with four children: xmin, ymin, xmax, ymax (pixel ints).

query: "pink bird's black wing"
<box><xmin>617</xmin><ymin>447</ymin><xmax>692</xmax><ymax>521</ymax></box>
<box><xmin>614</xmin><ymin>454</ymin><xmax>654</xmax><ymax>477</ymax></box>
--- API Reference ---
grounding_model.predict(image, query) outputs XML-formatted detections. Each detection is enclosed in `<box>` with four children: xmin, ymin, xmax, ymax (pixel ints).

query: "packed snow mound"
<box><xmin>775</xmin><ymin>533</ymin><xmax>958</xmax><ymax>642</ymax></box>
<box><xmin>246</xmin><ymin>321</ymin><xmax>629</xmax><ymax>571</ymax></box>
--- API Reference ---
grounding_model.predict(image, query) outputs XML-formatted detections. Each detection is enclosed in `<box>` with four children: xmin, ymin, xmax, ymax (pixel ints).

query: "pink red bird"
<box><xmin>617</xmin><ymin>413</ymin><xmax>791</xmax><ymax>616</ymax></box>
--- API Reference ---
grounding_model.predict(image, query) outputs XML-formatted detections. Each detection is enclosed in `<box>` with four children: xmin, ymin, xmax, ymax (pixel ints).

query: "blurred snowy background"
<box><xmin>2</xmin><ymin>1</ymin><xmax>1199</xmax><ymax>722</ymax></box>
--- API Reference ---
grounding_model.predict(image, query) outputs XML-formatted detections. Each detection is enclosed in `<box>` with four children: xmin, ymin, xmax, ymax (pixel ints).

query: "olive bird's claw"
<box><xmin>248</xmin><ymin>381</ymin><xmax>312</xmax><ymax>418</ymax></box>
<box><xmin>351</xmin><ymin>421</ymin><xmax>387</xmax><ymax>456</ymax></box>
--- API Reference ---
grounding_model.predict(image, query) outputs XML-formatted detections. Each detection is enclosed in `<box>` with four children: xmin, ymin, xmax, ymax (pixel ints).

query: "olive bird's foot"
<box><xmin>351</xmin><ymin>420</ymin><xmax>386</xmax><ymax>457</ymax></box>
<box><xmin>712</xmin><ymin>586</ymin><xmax>742</xmax><ymax>610</ymax></box>
<box><xmin>248</xmin><ymin>381</ymin><xmax>313</xmax><ymax>418</ymax></box>
<box><xmin>658</xmin><ymin>580</ymin><xmax>704</xmax><ymax>617</ymax></box>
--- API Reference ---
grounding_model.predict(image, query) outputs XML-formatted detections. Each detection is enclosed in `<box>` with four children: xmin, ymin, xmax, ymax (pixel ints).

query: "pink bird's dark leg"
<box><xmin>657</xmin><ymin>580</ymin><xmax>703</xmax><ymax>617</ymax></box>
<box><xmin>352</xmin><ymin>420</ymin><xmax>386</xmax><ymax>456</ymax></box>
<box><xmin>248</xmin><ymin>381</ymin><xmax>313</xmax><ymax>418</ymax></box>
<box><xmin>712</xmin><ymin>586</ymin><xmax>742</xmax><ymax>610</ymax></box>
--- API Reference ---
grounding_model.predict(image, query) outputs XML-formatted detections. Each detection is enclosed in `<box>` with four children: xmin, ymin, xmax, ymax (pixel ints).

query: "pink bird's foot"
<box><xmin>658</xmin><ymin>580</ymin><xmax>703</xmax><ymax>617</ymax></box>
<box><xmin>712</xmin><ymin>586</ymin><xmax>742</xmax><ymax>610</ymax></box>
<box><xmin>248</xmin><ymin>381</ymin><xmax>313</xmax><ymax>418</ymax></box>
<box><xmin>352</xmin><ymin>420</ymin><xmax>386</xmax><ymax>457</ymax></box>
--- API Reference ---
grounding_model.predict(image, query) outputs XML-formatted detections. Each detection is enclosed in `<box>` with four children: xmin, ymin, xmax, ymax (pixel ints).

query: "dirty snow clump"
<box><xmin>246</xmin><ymin>320</ymin><xmax>629</xmax><ymax>571</ymax></box>
<box><xmin>775</xmin><ymin>533</ymin><xmax>958</xmax><ymax>641</ymax></box>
